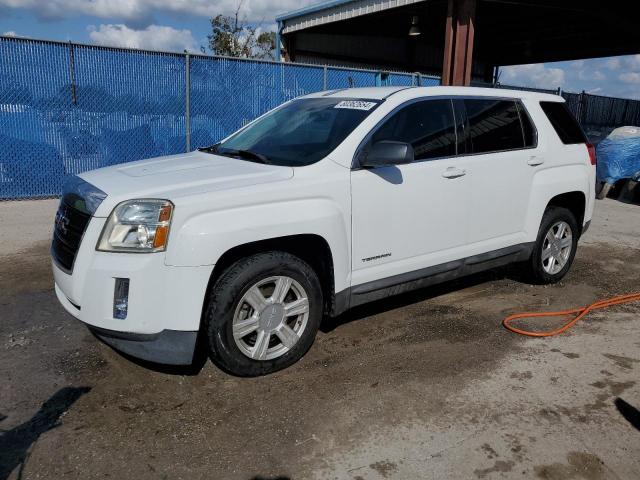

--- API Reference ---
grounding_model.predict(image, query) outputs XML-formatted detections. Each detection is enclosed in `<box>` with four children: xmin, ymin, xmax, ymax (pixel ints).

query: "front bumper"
<box><xmin>52</xmin><ymin>215</ymin><xmax>214</xmax><ymax>365</ymax></box>
<box><xmin>89</xmin><ymin>324</ymin><xmax>198</xmax><ymax>365</ymax></box>
<box><xmin>54</xmin><ymin>283</ymin><xmax>198</xmax><ymax>365</ymax></box>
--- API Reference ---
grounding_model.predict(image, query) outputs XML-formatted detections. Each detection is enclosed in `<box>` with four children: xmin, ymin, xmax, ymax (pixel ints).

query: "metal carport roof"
<box><xmin>276</xmin><ymin>0</ymin><xmax>427</xmax><ymax>34</ymax></box>
<box><xmin>276</xmin><ymin>0</ymin><xmax>640</xmax><ymax>86</ymax></box>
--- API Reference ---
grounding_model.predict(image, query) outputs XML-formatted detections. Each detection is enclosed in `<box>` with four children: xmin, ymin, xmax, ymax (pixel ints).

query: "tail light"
<box><xmin>586</xmin><ymin>143</ymin><xmax>597</xmax><ymax>166</ymax></box>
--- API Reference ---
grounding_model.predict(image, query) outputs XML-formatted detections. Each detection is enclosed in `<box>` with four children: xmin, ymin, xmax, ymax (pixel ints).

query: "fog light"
<box><xmin>113</xmin><ymin>278</ymin><xmax>130</xmax><ymax>319</ymax></box>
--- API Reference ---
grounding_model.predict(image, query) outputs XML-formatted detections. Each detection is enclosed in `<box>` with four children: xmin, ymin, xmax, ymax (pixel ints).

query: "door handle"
<box><xmin>442</xmin><ymin>167</ymin><xmax>467</xmax><ymax>179</ymax></box>
<box><xmin>527</xmin><ymin>156</ymin><xmax>544</xmax><ymax>166</ymax></box>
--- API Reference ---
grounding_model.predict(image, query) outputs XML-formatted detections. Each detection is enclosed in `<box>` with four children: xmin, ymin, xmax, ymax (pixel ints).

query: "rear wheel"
<box><xmin>204</xmin><ymin>251</ymin><xmax>323</xmax><ymax>376</ymax></box>
<box><xmin>524</xmin><ymin>206</ymin><xmax>579</xmax><ymax>284</ymax></box>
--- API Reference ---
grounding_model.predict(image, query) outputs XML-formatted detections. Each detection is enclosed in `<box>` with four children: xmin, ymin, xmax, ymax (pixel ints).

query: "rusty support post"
<box><xmin>441</xmin><ymin>0</ymin><xmax>477</xmax><ymax>86</ymax></box>
<box><xmin>441</xmin><ymin>0</ymin><xmax>455</xmax><ymax>86</ymax></box>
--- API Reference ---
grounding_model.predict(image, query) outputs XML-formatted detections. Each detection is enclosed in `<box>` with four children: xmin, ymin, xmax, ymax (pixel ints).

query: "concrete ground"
<box><xmin>1</xmin><ymin>198</ymin><xmax>639</xmax><ymax>480</ymax></box>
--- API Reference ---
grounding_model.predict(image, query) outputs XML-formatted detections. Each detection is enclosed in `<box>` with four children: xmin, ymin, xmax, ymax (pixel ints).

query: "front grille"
<box><xmin>51</xmin><ymin>196</ymin><xmax>92</xmax><ymax>273</ymax></box>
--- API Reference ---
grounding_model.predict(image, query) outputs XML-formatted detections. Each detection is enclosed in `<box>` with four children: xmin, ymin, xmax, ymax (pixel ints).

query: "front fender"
<box><xmin>164</xmin><ymin>198</ymin><xmax>351</xmax><ymax>292</ymax></box>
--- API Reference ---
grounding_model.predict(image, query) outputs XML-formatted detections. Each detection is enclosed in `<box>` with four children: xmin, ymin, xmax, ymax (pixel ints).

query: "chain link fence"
<box><xmin>497</xmin><ymin>83</ymin><xmax>640</xmax><ymax>132</ymax></box>
<box><xmin>562</xmin><ymin>91</ymin><xmax>640</xmax><ymax>128</ymax></box>
<box><xmin>0</xmin><ymin>36</ymin><xmax>438</xmax><ymax>199</ymax></box>
<box><xmin>2</xmin><ymin>35</ymin><xmax>639</xmax><ymax>199</ymax></box>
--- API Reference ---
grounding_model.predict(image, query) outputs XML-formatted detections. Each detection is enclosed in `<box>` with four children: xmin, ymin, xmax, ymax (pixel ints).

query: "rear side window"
<box><xmin>371</xmin><ymin>99</ymin><xmax>457</xmax><ymax>160</ymax></box>
<box><xmin>464</xmin><ymin>99</ymin><xmax>524</xmax><ymax>154</ymax></box>
<box><xmin>539</xmin><ymin>101</ymin><xmax>586</xmax><ymax>144</ymax></box>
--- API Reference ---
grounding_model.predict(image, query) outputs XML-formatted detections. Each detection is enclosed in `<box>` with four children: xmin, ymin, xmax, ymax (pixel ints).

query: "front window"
<box><xmin>208</xmin><ymin>98</ymin><xmax>380</xmax><ymax>167</ymax></box>
<box><xmin>370</xmin><ymin>99</ymin><xmax>458</xmax><ymax>160</ymax></box>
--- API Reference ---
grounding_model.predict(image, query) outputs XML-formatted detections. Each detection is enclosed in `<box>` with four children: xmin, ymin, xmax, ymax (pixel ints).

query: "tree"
<box><xmin>255</xmin><ymin>31</ymin><xmax>276</xmax><ymax>60</ymax></box>
<box><xmin>207</xmin><ymin>1</ymin><xmax>277</xmax><ymax>60</ymax></box>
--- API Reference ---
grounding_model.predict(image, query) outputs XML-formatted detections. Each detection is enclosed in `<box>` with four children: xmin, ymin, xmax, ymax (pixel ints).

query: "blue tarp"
<box><xmin>596</xmin><ymin>127</ymin><xmax>640</xmax><ymax>184</ymax></box>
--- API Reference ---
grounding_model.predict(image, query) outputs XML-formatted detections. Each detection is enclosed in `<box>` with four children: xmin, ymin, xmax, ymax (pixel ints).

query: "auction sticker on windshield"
<box><xmin>334</xmin><ymin>100</ymin><xmax>378</xmax><ymax>111</ymax></box>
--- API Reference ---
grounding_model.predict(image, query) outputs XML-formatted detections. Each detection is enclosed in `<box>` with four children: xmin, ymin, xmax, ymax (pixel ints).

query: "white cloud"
<box><xmin>0</xmin><ymin>0</ymin><xmax>145</xmax><ymax>19</ymax></box>
<box><xmin>619</xmin><ymin>72</ymin><xmax>640</xmax><ymax>84</ymax></box>
<box><xmin>578</xmin><ymin>69</ymin><xmax>606</xmax><ymax>82</ymax></box>
<box><xmin>0</xmin><ymin>0</ymin><xmax>314</xmax><ymax>23</ymax></box>
<box><xmin>500</xmin><ymin>63</ymin><xmax>565</xmax><ymax>89</ymax></box>
<box><xmin>603</xmin><ymin>55</ymin><xmax>640</xmax><ymax>72</ymax></box>
<box><xmin>624</xmin><ymin>54</ymin><xmax>640</xmax><ymax>71</ymax></box>
<box><xmin>605</xmin><ymin>58</ymin><xmax>621</xmax><ymax>70</ymax></box>
<box><xmin>88</xmin><ymin>24</ymin><xmax>198</xmax><ymax>52</ymax></box>
<box><xmin>2</xmin><ymin>30</ymin><xmax>17</xmax><ymax>36</ymax></box>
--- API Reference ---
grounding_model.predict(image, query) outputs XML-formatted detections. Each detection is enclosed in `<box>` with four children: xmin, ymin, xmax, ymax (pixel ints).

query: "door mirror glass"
<box><xmin>360</xmin><ymin>141</ymin><xmax>414</xmax><ymax>168</ymax></box>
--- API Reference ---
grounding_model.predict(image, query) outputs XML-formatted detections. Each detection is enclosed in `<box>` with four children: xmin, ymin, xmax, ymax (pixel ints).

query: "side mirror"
<box><xmin>360</xmin><ymin>141</ymin><xmax>414</xmax><ymax>168</ymax></box>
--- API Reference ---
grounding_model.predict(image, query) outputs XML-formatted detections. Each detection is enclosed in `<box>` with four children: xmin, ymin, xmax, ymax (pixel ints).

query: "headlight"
<box><xmin>97</xmin><ymin>199</ymin><xmax>173</xmax><ymax>253</ymax></box>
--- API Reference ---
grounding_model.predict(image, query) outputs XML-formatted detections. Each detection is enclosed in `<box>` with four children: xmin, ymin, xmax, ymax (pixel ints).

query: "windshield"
<box><xmin>212</xmin><ymin>98</ymin><xmax>381</xmax><ymax>166</ymax></box>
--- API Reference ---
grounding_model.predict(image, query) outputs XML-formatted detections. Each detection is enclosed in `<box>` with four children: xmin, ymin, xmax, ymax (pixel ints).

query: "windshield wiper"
<box><xmin>199</xmin><ymin>144</ymin><xmax>270</xmax><ymax>164</ymax></box>
<box><xmin>234</xmin><ymin>149</ymin><xmax>270</xmax><ymax>164</ymax></box>
<box><xmin>198</xmin><ymin>143</ymin><xmax>220</xmax><ymax>154</ymax></box>
<box><xmin>220</xmin><ymin>149</ymin><xmax>270</xmax><ymax>164</ymax></box>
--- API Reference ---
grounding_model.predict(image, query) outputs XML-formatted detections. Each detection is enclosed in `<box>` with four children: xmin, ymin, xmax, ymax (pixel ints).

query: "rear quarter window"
<box><xmin>539</xmin><ymin>101</ymin><xmax>586</xmax><ymax>144</ymax></box>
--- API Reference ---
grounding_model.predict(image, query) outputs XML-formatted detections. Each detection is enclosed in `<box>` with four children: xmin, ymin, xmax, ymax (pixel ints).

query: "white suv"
<box><xmin>52</xmin><ymin>86</ymin><xmax>596</xmax><ymax>376</ymax></box>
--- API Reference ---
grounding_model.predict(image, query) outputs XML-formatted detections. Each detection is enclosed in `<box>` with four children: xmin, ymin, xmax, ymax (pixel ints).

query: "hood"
<box><xmin>80</xmin><ymin>151</ymin><xmax>294</xmax><ymax>216</ymax></box>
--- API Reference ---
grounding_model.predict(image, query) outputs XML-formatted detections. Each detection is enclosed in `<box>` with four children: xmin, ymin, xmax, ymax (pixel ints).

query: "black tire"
<box><xmin>524</xmin><ymin>206</ymin><xmax>579</xmax><ymax>284</ymax></box>
<box><xmin>204</xmin><ymin>251</ymin><xmax>323</xmax><ymax>377</ymax></box>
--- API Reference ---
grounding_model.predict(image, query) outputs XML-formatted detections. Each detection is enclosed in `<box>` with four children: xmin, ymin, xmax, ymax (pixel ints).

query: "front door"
<box><xmin>351</xmin><ymin>98</ymin><xmax>472</xmax><ymax>288</ymax></box>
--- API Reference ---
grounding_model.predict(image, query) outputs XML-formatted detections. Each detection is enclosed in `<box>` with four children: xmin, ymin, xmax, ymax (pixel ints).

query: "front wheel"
<box><xmin>523</xmin><ymin>206</ymin><xmax>579</xmax><ymax>284</ymax></box>
<box><xmin>204</xmin><ymin>251</ymin><xmax>323</xmax><ymax>377</ymax></box>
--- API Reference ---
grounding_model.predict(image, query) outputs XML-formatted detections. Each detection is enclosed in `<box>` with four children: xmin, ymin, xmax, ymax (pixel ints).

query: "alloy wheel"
<box><xmin>541</xmin><ymin>221</ymin><xmax>573</xmax><ymax>275</ymax></box>
<box><xmin>232</xmin><ymin>276</ymin><xmax>310</xmax><ymax>360</ymax></box>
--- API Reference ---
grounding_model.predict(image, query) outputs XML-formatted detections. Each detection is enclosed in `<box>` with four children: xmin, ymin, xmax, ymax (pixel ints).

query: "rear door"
<box><xmin>456</xmin><ymin>98</ymin><xmax>538</xmax><ymax>250</ymax></box>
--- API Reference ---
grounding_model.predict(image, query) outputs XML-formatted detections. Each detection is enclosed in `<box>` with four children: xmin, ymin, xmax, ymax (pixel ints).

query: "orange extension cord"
<box><xmin>503</xmin><ymin>292</ymin><xmax>640</xmax><ymax>337</ymax></box>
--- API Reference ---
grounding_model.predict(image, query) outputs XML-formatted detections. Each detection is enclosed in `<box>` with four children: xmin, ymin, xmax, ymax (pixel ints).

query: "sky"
<box><xmin>1</xmin><ymin>0</ymin><xmax>639</xmax><ymax>100</ymax></box>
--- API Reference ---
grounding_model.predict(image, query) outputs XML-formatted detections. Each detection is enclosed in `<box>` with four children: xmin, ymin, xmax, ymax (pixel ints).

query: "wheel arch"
<box><xmin>204</xmin><ymin>234</ymin><xmax>337</xmax><ymax>318</ymax></box>
<box><xmin>527</xmin><ymin>163</ymin><xmax>591</xmax><ymax>241</ymax></box>
<box><xmin>545</xmin><ymin>191</ymin><xmax>586</xmax><ymax>235</ymax></box>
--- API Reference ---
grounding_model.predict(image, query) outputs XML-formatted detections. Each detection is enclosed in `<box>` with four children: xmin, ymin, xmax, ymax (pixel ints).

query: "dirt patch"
<box><xmin>602</xmin><ymin>353</ymin><xmax>640</xmax><ymax>370</ymax></box>
<box><xmin>590</xmin><ymin>378</ymin><xmax>636</xmax><ymax>396</ymax></box>
<box><xmin>570</xmin><ymin>245</ymin><xmax>640</xmax><ymax>297</ymax></box>
<box><xmin>53</xmin><ymin>345</ymin><xmax>108</xmax><ymax>380</ymax></box>
<box><xmin>534</xmin><ymin>451</ymin><xmax>606</xmax><ymax>480</ymax></box>
<box><xmin>481</xmin><ymin>443</ymin><xmax>500</xmax><ymax>459</ymax></box>
<box><xmin>549</xmin><ymin>349</ymin><xmax>581</xmax><ymax>359</ymax></box>
<box><xmin>3</xmin><ymin>248</ymin><xmax>529</xmax><ymax>479</ymax></box>
<box><xmin>369</xmin><ymin>460</ymin><xmax>398</xmax><ymax>478</ymax></box>
<box><xmin>2</xmin><ymin>232</ymin><xmax>640</xmax><ymax>479</ymax></box>
<box><xmin>389</xmin><ymin>304</ymin><xmax>496</xmax><ymax>344</ymax></box>
<box><xmin>511</xmin><ymin>371</ymin><xmax>533</xmax><ymax>381</ymax></box>
<box><xmin>0</xmin><ymin>240</ymin><xmax>52</xmax><ymax>297</ymax></box>
<box><xmin>584</xmin><ymin>378</ymin><xmax>636</xmax><ymax>412</ymax></box>
<box><xmin>474</xmin><ymin>460</ymin><xmax>515</xmax><ymax>478</ymax></box>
